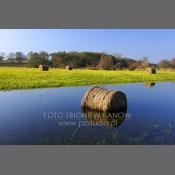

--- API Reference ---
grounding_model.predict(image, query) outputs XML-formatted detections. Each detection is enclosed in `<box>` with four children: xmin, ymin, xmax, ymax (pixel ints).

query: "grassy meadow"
<box><xmin>0</xmin><ymin>67</ymin><xmax>175</xmax><ymax>90</ymax></box>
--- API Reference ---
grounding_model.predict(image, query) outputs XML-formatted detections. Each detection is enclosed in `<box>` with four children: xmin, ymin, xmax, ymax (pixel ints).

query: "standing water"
<box><xmin>0</xmin><ymin>82</ymin><xmax>175</xmax><ymax>144</ymax></box>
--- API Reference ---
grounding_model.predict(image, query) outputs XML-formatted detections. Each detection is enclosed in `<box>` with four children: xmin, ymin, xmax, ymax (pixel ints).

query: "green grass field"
<box><xmin>0</xmin><ymin>67</ymin><xmax>175</xmax><ymax>90</ymax></box>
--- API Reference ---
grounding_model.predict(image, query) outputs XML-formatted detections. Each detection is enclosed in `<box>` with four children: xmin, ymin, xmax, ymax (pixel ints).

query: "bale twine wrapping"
<box><xmin>66</xmin><ymin>65</ymin><xmax>73</xmax><ymax>70</ymax></box>
<box><xmin>39</xmin><ymin>65</ymin><xmax>49</xmax><ymax>71</ymax></box>
<box><xmin>81</xmin><ymin>86</ymin><xmax>127</xmax><ymax>113</ymax></box>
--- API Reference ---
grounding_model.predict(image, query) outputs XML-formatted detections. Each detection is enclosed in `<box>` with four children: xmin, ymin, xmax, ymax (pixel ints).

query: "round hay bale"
<box><xmin>148</xmin><ymin>67</ymin><xmax>156</xmax><ymax>74</ymax></box>
<box><xmin>66</xmin><ymin>65</ymin><xmax>73</xmax><ymax>70</ymax></box>
<box><xmin>39</xmin><ymin>65</ymin><xmax>49</xmax><ymax>71</ymax></box>
<box><xmin>82</xmin><ymin>108</ymin><xmax>126</xmax><ymax>127</ymax></box>
<box><xmin>144</xmin><ymin>82</ymin><xmax>156</xmax><ymax>87</ymax></box>
<box><xmin>81</xmin><ymin>86</ymin><xmax>127</xmax><ymax>113</ymax></box>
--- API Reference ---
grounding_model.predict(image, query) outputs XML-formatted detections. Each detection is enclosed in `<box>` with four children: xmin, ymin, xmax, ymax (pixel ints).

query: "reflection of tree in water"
<box><xmin>144</xmin><ymin>82</ymin><xmax>156</xmax><ymax>87</ymax></box>
<box><xmin>82</xmin><ymin>108</ymin><xmax>127</xmax><ymax>128</ymax></box>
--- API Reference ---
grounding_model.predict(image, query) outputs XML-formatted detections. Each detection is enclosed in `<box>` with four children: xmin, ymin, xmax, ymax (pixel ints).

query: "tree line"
<box><xmin>0</xmin><ymin>51</ymin><xmax>175</xmax><ymax>70</ymax></box>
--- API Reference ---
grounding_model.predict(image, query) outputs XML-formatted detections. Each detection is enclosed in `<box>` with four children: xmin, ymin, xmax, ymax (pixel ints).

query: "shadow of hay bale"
<box><xmin>81</xmin><ymin>86</ymin><xmax>127</xmax><ymax>113</ymax></box>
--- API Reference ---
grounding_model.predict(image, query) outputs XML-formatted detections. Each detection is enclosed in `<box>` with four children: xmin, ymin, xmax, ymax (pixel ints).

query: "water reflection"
<box><xmin>144</xmin><ymin>82</ymin><xmax>156</xmax><ymax>87</ymax></box>
<box><xmin>82</xmin><ymin>108</ymin><xmax>127</xmax><ymax>127</ymax></box>
<box><xmin>0</xmin><ymin>82</ymin><xmax>175</xmax><ymax>144</ymax></box>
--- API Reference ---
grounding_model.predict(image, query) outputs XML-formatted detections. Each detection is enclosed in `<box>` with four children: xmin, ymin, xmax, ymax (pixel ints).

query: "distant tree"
<box><xmin>27</xmin><ymin>51</ymin><xmax>34</xmax><ymax>60</ymax></box>
<box><xmin>7</xmin><ymin>52</ymin><xmax>16</xmax><ymax>60</ymax></box>
<box><xmin>133</xmin><ymin>57</ymin><xmax>149</xmax><ymax>70</ymax></box>
<box><xmin>142</xmin><ymin>56</ymin><xmax>149</xmax><ymax>70</ymax></box>
<box><xmin>0</xmin><ymin>51</ymin><xmax>154</xmax><ymax>70</ymax></box>
<box><xmin>115</xmin><ymin>62</ymin><xmax>122</xmax><ymax>70</ymax></box>
<box><xmin>158</xmin><ymin>59</ymin><xmax>170</xmax><ymax>70</ymax></box>
<box><xmin>0</xmin><ymin>52</ymin><xmax>5</xmax><ymax>57</ymax></box>
<box><xmin>39</xmin><ymin>51</ymin><xmax>49</xmax><ymax>61</ymax></box>
<box><xmin>97</xmin><ymin>55</ymin><xmax>114</xmax><ymax>70</ymax></box>
<box><xmin>29</xmin><ymin>52</ymin><xmax>48</xmax><ymax>67</ymax></box>
<box><xmin>128</xmin><ymin>61</ymin><xmax>138</xmax><ymax>70</ymax></box>
<box><xmin>15</xmin><ymin>52</ymin><xmax>26</xmax><ymax>63</ymax></box>
<box><xmin>29</xmin><ymin>53</ymin><xmax>41</xmax><ymax>67</ymax></box>
<box><xmin>6</xmin><ymin>52</ymin><xmax>16</xmax><ymax>63</ymax></box>
<box><xmin>51</xmin><ymin>54</ymin><xmax>63</xmax><ymax>68</ymax></box>
<box><xmin>0</xmin><ymin>52</ymin><xmax>5</xmax><ymax>64</ymax></box>
<box><xmin>0</xmin><ymin>56</ymin><xmax>3</xmax><ymax>64</ymax></box>
<box><xmin>171</xmin><ymin>58</ymin><xmax>175</xmax><ymax>69</ymax></box>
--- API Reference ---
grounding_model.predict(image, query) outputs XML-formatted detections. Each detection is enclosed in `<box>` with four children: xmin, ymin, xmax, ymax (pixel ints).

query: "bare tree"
<box><xmin>158</xmin><ymin>59</ymin><xmax>170</xmax><ymax>70</ymax></box>
<box><xmin>97</xmin><ymin>55</ymin><xmax>114</xmax><ymax>70</ymax></box>
<box><xmin>142</xmin><ymin>56</ymin><xmax>149</xmax><ymax>70</ymax></box>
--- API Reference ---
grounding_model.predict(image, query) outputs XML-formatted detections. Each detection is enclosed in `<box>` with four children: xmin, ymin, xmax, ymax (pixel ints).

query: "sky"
<box><xmin>0</xmin><ymin>29</ymin><xmax>175</xmax><ymax>63</ymax></box>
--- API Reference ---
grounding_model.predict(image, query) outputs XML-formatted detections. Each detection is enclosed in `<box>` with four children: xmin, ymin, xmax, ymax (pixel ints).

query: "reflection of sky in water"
<box><xmin>0</xmin><ymin>82</ymin><xmax>175</xmax><ymax>144</ymax></box>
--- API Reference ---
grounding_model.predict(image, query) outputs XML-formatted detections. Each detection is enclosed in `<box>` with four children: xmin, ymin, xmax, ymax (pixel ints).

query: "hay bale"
<box><xmin>81</xmin><ymin>86</ymin><xmax>127</xmax><ymax>113</ymax></box>
<box><xmin>144</xmin><ymin>82</ymin><xmax>156</xmax><ymax>87</ymax></box>
<box><xmin>148</xmin><ymin>67</ymin><xmax>156</xmax><ymax>74</ymax></box>
<box><xmin>39</xmin><ymin>65</ymin><xmax>49</xmax><ymax>71</ymax></box>
<box><xmin>66</xmin><ymin>65</ymin><xmax>73</xmax><ymax>70</ymax></box>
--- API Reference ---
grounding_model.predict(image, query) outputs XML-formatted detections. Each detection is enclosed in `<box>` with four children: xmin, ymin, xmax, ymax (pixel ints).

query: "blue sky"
<box><xmin>0</xmin><ymin>29</ymin><xmax>175</xmax><ymax>63</ymax></box>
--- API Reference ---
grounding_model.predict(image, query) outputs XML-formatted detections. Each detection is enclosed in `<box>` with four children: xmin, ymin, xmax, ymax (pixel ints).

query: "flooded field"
<box><xmin>0</xmin><ymin>82</ymin><xmax>175</xmax><ymax>144</ymax></box>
